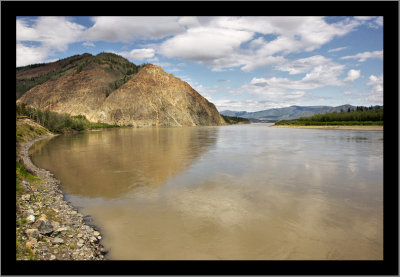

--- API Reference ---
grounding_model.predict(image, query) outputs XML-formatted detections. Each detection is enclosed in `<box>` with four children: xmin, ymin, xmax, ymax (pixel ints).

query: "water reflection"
<box><xmin>31</xmin><ymin>127</ymin><xmax>218</xmax><ymax>198</ymax></box>
<box><xmin>31</xmin><ymin>124</ymin><xmax>383</xmax><ymax>260</ymax></box>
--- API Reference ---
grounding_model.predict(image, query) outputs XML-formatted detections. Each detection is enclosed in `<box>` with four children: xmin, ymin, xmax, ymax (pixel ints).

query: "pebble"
<box><xmin>56</xmin><ymin>227</ymin><xmax>68</xmax><ymax>233</ymax></box>
<box><xmin>25</xmin><ymin>229</ymin><xmax>40</xmax><ymax>239</ymax></box>
<box><xmin>26</xmin><ymin>215</ymin><xmax>35</xmax><ymax>224</ymax></box>
<box><xmin>37</xmin><ymin>220</ymin><xmax>54</xmax><ymax>235</ymax></box>
<box><xmin>53</xmin><ymin>237</ymin><xmax>64</xmax><ymax>244</ymax></box>
<box><xmin>17</xmin><ymin>135</ymin><xmax>107</xmax><ymax>261</ymax></box>
<box><xmin>29</xmin><ymin>237</ymin><xmax>38</xmax><ymax>245</ymax></box>
<box><xmin>25</xmin><ymin>241</ymin><xmax>33</xmax><ymax>249</ymax></box>
<box><xmin>38</xmin><ymin>214</ymin><xmax>47</xmax><ymax>221</ymax></box>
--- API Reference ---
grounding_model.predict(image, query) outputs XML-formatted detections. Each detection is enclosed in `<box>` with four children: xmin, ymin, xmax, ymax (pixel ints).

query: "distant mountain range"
<box><xmin>220</xmin><ymin>105</ymin><xmax>383</xmax><ymax>122</ymax></box>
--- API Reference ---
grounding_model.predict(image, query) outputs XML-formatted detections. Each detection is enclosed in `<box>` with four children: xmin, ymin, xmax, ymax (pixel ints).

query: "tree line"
<box><xmin>275</xmin><ymin>107</ymin><xmax>383</xmax><ymax>126</ymax></box>
<box><xmin>16</xmin><ymin>104</ymin><xmax>119</xmax><ymax>133</ymax></box>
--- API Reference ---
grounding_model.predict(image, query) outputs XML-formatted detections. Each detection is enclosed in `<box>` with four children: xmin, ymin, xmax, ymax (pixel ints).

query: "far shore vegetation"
<box><xmin>274</xmin><ymin>106</ymin><xmax>383</xmax><ymax>126</ymax></box>
<box><xmin>221</xmin><ymin>114</ymin><xmax>251</xmax><ymax>124</ymax></box>
<box><xmin>16</xmin><ymin>104</ymin><xmax>122</xmax><ymax>134</ymax></box>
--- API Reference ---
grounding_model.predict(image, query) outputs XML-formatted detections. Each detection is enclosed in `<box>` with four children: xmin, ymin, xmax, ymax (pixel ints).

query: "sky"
<box><xmin>16</xmin><ymin>16</ymin><xmax>383</xmax><ymax>112</ymax></box>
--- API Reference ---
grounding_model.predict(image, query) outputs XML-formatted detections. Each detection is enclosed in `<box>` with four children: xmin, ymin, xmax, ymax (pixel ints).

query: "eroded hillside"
<box><xmin>16</xmin><ymin>53</ymin><xmax>226</xmax><ymax>127</ymax></box>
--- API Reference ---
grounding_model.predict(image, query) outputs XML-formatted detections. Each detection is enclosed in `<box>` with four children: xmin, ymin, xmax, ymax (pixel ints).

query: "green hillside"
<box><xmin>16</xmin><ymin>52</ymin><xmax>145</xmax><ymax>99</ymax></box>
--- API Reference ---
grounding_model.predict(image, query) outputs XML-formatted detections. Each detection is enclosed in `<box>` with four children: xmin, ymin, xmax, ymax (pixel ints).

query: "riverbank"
<box><xmin>16</xmin><ymin>133</ymin><xmax>107</xmax><ymax>260</ymax></box>
<box><xmin>271</xmin><ymin>125</ymin><xmax>383</xmax><ymax>131</ymax></box>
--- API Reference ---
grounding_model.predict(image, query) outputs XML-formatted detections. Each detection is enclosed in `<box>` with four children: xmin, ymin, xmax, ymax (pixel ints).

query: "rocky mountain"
<box><xmin>16</xmin><ymin>53</ymin><xmax>226</xmax><ymax>127</ymax></box>
<box><xmin>220</xmin><ymin>104</ymin><xmax>382</xmax><ymax>122</ymax></box>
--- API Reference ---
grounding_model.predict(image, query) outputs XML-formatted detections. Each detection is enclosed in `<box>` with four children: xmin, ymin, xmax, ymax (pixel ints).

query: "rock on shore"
<box><xmin>16</xmin><ymin>135</ymin><xmax>107</xmax><ymax>260</ymax></box>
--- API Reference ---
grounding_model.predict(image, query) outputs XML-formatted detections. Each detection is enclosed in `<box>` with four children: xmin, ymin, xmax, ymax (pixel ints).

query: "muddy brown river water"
<box><xmin>30</xmin><ymin>124</ymin><xmax>383</xmax><ymax>260</ymax></box>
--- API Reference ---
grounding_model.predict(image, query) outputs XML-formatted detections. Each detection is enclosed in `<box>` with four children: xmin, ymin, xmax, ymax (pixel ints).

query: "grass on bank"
<box><xmin>16</xmin><ymin>118</ymin><xmax>52</xmax><ymax>143</ymax></box>
<box><xmin>16</xmin><ymin>160</ymin><xmax>40</xmax><ymax>260</ymax></box>
<box><xmin>274</xmin><ymin>107</ymin><xmax>383</xmax><ymax>126</ymax></box>
<box><xmin>17</xmin><ymin>104</ymin><xmax>121</xmax><ymax>134</ymax></box>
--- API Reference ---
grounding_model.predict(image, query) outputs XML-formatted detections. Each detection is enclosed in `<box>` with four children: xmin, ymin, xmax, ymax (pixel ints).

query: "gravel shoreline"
<box><xmin>17</xmin><ymin>134</ymin><xmax>107</xmax><ymax>260</ymax></box>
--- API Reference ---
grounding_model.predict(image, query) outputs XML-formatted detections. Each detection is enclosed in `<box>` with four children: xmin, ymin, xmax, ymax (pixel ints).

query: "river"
<box><xmin>30</xmin><ymin>123</ymin><xmax>383</xmax><ymax>260</ymax></box>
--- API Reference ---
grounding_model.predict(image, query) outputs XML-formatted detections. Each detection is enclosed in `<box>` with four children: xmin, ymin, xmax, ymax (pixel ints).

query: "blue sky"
<box><xmin>17</xmin><ymin>16</ymin><xmax>383</xmax><ymax>112</ymax></box>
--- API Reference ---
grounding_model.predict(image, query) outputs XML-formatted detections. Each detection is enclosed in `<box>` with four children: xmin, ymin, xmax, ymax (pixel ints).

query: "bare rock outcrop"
<box><xmin>100</xmin><ymin>64</ymin><xmax>226</xmax><ymax>127</ymax></box>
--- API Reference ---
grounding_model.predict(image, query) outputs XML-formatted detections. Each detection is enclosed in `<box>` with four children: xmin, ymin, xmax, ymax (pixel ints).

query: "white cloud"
<box><xmin>328</xmin><ymin>46</ymin><xmax>347</xmax><ymax>53</ymax></box>
<box><xmin>246</xmin><ymin>17</ymin><xmax>359</xmax><ymax>54</ymax></box>
<box><xmin>17</xmin><ymin>17</ymin><xmax>85</xmax><ymax>51</ymax></box>
<box><xmin>159</xmin><ymin>26</ymin><xmax>254</xmax><ymax>62</ymax></box>
<box><xmin>212</xmin><ymin>99</ymin><xmax>277</xmax><ymax>112</ymax></box>
<box><xmin>228</xmin><ymin>55</ymin><xmax>347</xmax><ymax>108</ymax></box>
<box><xmin>344</xmin><ymin>69</ymin><xmax>361</xmax><ymax>81</ymax></box>
<box><xmin>354</xmin><ymin>16</ymin><xmax>383</xmax><ymax>29</ymax></box>
<box><xmin>17</xmin><ymin>43</ymin><xmax>49</xmax><ymax>67</ymax></box>
<box><xmin>16</xmin><ymin>16</ymin><xmax>366</xmax><ymax>72</ymax></box>
<box><xmin>275</xmin><ymin>55</ymin><xmax>331</xmax><ymax>75</ymax></box>
<box><xmin>238</xmin><ymin>56</ymin><xmax>286</xmax><ymax>72</ymax></box>
<box><xmin>374</xmin><ymin>16</ymin><xmax>383</xmax><ymax>27</ymax></box>
<box><xmin>255</xmin><ymin>67</ymin><xmax>343</xmax><ymax>91</ymax></box>
<box><xmin>159</xmin><ymin>16</ymin><xmax>360</xmax><ymax>72</ymax></box>
<box><xmin>118</xmin><ymin>48</ymin><xmax>155</xmax><ymax>61</ymax></box>
<box><xmin>84</xmin><ymin>16</ymin><xmax>184</xmax><ymax>42</ymax></box>
<box><xmin>271</xmin><ymin>56</ymin><xmax>346</xmax><ymax>89</ymax></box>
<box><xmin>341</xmin><ymin>50</ymin><xmax>383</xmax><ymax>62</ymax></box>
<box><xmin>82</xmin><ymin>41</ymin><xmax>95</xmax><ymax>47</ymax></box>
<box><xmin>17</xmin><ymin>17</ymin><xmax>86</xmax><ymax>66</ymax></box>
<box><xmin>354</xmin><ymin>16</ymin><xmax>376</xmax><ymax>22</ymax></box>
<box><xmin>365</xmin><ymin>74</ymin><xmax>383</xmax><ymax>103</ymax></box>
<box><xmin>212</xmin><ymin>16</ymin><xmax>358</xmax><ymax>42</ymax></box>
<box><xmin>178</xmin><ymin>17</ymin><xmax>201</xmax><ymax>28</ymax></box>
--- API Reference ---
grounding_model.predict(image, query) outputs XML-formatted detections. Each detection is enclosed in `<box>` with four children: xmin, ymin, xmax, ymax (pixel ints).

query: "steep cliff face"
<box><xmin>99</xmin><ymin>64</ymin><xmax>226</xmax><ymax>127</ymax></box>
<box><xmin>16</xmin><ymin>53</ymin><xmax>226</xmax><ymax>127</ymax></box>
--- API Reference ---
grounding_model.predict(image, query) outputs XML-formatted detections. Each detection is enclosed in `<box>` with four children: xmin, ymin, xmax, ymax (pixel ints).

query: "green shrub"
<box><xmin>17</xmin><ymin>104</ymin><xmax>120</xmax><ymax>133</ymax></box>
